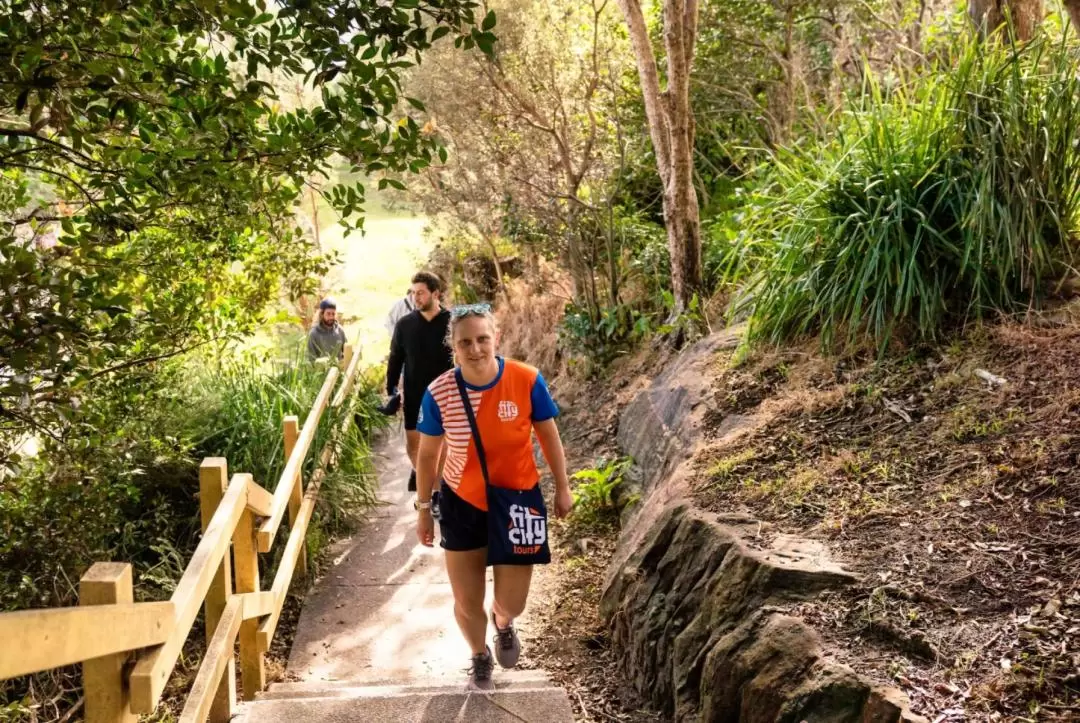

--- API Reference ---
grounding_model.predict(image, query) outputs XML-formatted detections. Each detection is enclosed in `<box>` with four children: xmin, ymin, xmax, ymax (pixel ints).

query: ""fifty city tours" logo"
<box><xmin>507</xmin><ymin>503</ymin><xmax>545</xmax><ymax>555</ymax></box>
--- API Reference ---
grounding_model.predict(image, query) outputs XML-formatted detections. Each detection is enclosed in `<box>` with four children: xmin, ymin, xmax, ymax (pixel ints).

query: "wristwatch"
<box><xmin>413</xmin><ymin>498</ymin><xmax>431</xmax><ymax>511</ymax></box>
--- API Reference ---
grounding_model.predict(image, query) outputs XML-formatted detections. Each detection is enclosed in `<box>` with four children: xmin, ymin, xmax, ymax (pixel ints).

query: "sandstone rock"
<box><xmin>617</xmin><ymin>331</ymin><xmax>741</xmax><ymax>489</ymax></box>
<box><xmin>602</xmin><ymin>505</ymin><xmax>924</xmax><ymax>722</ymax></box>
<box><xmin>603</xmin><ymin>331</ymin><xmax>927</xmax><ymax>722</ymax></box>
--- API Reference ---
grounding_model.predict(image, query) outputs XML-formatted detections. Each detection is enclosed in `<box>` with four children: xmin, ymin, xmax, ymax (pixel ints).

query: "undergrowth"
<box><xmin>565</xmin><ymin>456</ymin><xmax>632</xmax><ymax>536</ymax></box>
<box><xmin>729</xmin><ymin>31</ymin><xmax>1080</xmax><ymax>352</ymax></box>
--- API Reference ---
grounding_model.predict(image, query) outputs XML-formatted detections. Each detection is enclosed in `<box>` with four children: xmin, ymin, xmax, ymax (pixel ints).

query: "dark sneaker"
<box><xmin>491</xmin><ymin>610</ymin><xmax>521</xmax><ymax>669</ymax></box>
<box><xmin>375</xmin><ymin>394</ymin><xmax>401</xmax><ymax>416</ymax></box>
<box><xmin>407</xmin><ymin>469</ymin><xmax>416</xmax><ymax>492</ymax></box>
<box><xmin>465</xmin><ymin>646</ymin><xmax>495</xmax><ymax>692</ymax></box>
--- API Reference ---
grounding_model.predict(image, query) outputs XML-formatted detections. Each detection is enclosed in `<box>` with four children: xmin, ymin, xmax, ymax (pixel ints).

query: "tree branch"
<box><xmin>3</xmin><ymin>163</ymin><xmax>102</xmax><ymax>208</ymax></box>
<box><xmin>82</xmin><ymin>337</ymin><xmax>220</xmax><ymax>384</ymax></box>
<box><xmin>0</xmin><ymin>127</ymin><xmax>112</xmax><ymax>174</ymax></box>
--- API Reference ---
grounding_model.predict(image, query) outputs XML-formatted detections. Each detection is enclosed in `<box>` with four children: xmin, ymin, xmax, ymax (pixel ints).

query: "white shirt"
<box><xmin>384</xmin><ymin>296</ymin><xmax>415</xmax><ymax>336</ymax></box>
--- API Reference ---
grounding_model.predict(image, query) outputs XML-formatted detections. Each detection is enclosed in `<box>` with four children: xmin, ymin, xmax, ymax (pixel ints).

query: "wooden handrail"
<box><xmin>256</xmin><ymin>366</ymin><xmax>339</xmax><ymax>552</ymax></box>
<box><xmin>178</xmin><ymin>596</ymin><xmax>243</xmax><ymax>723</ymax></box>
<box><xmin>0</xmin><ymin>345</ymin><xmax>362</xmax><ymax>723</ymax></box>
<box><xmin>0</xmin><ymin>602</ymin><xmax>175</xmax><ymax>679</ymax></box>
<box><xmin>130</xmin><ymin>472</ymin><xmax>253</xmax><ymax>713</ymax></box>
<box><xmin>245</xmin><ymin>477</ymin><xmax>274</xmax><ymax>517</ymax></box>
<box><xmin>257</xmin><ymin>353</ymin><xmax>361</xmax><ymax>650</ymax></box>
<box><xmin>332</xmin><ymin>343</ymin><xmax>363</xmax><ymax>407</ymax></box>
<box><xmin>257</xmin><ymin>433</ymin><xmax>331</xmax><ymax>650</ymax></box>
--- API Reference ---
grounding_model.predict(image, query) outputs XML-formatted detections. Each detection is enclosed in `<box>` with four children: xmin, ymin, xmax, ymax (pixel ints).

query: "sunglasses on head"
<box><xmin>450</xmin><ymin>303</ymin><xmax>492</xmax><ymax>318</ymax></box>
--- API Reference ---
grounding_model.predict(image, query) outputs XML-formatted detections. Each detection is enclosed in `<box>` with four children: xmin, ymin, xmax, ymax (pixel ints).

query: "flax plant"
<box><xmin>730</xmin><ymin>32</ymin><xmax>1080</xmax><ymax>352</ymax></box>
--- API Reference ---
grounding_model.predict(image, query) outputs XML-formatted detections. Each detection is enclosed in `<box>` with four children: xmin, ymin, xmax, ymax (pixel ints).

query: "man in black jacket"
<box><xmin>386</xmin><ymin>271</ymin><xmax>454</xmax><ymax>491</ymax></box>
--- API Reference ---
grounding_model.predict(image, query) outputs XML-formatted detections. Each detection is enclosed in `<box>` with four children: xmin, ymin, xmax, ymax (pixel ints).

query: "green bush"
<box><xmin>566</xmin><ymin>456</ymin><xmax>632</xmax><ymax>534</ymax></box>
<box><xmin>185</xmin><ymin>354</ymin><xmax>337</xmax><ymax>489</ymax></box>
<box><xmin>729</xmin><ymin>32</ymin><xmax>1080</xmax><ymax>351</ymax></box>
<box><xmin>558</xmin><ymin>301</ymin><xmax>654</xmax><ymax>366</ymax></box>
<box><xmin>0</xmin><ymin>367</ymin><xmax>198</xmax><ymax>610</ymax></box>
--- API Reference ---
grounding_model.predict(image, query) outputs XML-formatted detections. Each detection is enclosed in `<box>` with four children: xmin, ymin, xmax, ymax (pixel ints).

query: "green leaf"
<box><xmin>482</xmin><ymin>10</ymin><xmax>496</xmax><ymax>32</ymax></box>
<box><xmin>475</xmin><ymin>32</ymin><xmax>496</xmax><ymax>57</ymax></box>
<box><xmin>405</xmin><ymin>97</ymin><xmax>425</xmax><ymax>111</ymax></box>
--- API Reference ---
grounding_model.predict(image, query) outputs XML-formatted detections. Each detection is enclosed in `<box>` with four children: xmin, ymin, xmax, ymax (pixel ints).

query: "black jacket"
<box><xmin>386</xmin><ymin>309</ymin><xmax>454</xmax><ymax>404</ymax></box>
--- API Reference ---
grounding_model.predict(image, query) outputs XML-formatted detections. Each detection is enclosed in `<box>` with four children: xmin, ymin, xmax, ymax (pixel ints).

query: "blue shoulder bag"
<box><xmin>455</xmin><ymin>369</ymin><xmax>551</xmax><ymax>567</ymax></box>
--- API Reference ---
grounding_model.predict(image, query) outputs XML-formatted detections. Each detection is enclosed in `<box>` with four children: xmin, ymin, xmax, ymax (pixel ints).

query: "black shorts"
<box><xmin>403</xmin><ymin>398</ymin><xmax>421</xmax><ymax>431</ymax></box>
<box><xmin>437</xmin><ymin>482</ymin><xmax>487</xmax><ymax>552</ymax></box>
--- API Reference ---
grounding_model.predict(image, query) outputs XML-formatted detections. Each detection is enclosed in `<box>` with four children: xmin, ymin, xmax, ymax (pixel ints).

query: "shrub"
<box><xmin>729</xmin><ymin>32</ymin><xmax>1080</xmax><ymax>351</ymax></box>
<box><xmin>568</xmin><ymin>456</ymin><xmax>632</xmax><ymax>530</ymax></box>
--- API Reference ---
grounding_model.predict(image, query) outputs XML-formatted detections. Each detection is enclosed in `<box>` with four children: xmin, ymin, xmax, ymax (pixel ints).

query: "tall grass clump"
<box><xmin>730</xmin><ymin>32</ymin><xmax>1080</xmax><ymax>351</ymax></box>
<box><xmin>185</xmin><ymin>352</ymin><xmax>389</xmax><ymax>540</ymax></box>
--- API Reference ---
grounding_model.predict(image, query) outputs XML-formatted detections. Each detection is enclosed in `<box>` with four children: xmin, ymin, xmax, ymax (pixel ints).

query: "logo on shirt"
<box><xmin>497</xmin><ymin>400</ymin><xmax>519</xmax><ymax>422</ymax></box>
<box><xmin>417</xmin><ymin>407</ymin><xmax>424</xmax><ymax>425</ymax></box>
<box><xmin>508</xmin><ymin>504</ymin><xmax>546</xmax><ymax>553</ymax></box>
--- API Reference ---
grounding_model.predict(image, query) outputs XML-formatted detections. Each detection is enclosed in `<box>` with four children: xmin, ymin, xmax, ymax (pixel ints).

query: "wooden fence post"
<box><xmin>81</xmin><ymin>563</ymin><xmax>137</xmax><ymax>723</ymax></box>
<box><xmin>200</xmin><ymin>459</ymin><xmax>236</xmax><ymax>722</ymax></box>
<box><xmin>342</xmin><ymin>343</ymin><xmax>354</xmax><ymax>372</ymax></box>
<box><xmin>233</xmin><ymin>499</ymin><xmax>265</xmax><ymax>700</ymax></box>
<box><xmin>283</xmin><ymin>416</ymin><xmax>308</xmax><ymax>580</ymax></box>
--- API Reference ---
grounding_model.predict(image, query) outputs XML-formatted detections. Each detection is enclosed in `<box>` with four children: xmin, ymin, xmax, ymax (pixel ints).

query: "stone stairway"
<box><xmin>235</xmin><ymin>429</ymin><xmax>574</xmax><ymax>722</ymax></box>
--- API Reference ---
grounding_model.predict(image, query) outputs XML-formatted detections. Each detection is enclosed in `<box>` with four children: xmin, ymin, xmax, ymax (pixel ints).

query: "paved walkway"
<box><xmin>287</xmin><ymin>428</ymin><xmax>500</xmax><ymax>686</ymax></box>
<box><xmin>238</xmin><ymin>428</ymin><xmax>573</xmax><ymax>722</ymax></box>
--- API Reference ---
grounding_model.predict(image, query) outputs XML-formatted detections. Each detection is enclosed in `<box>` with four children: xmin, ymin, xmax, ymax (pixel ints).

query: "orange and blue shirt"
<box><xmin>417</xmin><ymin>357</ymin><xmax>559</xmax><ymax>511</ymax></box>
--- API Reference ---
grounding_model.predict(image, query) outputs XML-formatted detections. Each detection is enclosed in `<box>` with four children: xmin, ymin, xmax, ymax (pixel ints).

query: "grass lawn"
<box><xmin>319</xmin><ymin>204</ymin><xmax>432</xmax><ymax>362</ymax></box>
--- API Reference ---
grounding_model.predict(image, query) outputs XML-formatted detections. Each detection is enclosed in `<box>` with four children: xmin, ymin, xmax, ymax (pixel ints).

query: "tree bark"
<box><xmin>616</xmin><ymin>0</ymin><xmax>702</xmax><ymax>313</ymax></box>
<box><xmin>1065</xmin><ymin>0</ymin><xmax>1080</xmax><ymax>35</ymax></box>
<box><xmin>483</xmin><ymin>229</ymin><xmax>514</xmax><ymax>312</ymax></box>
<box><xmin>969</xmin><ymin>0</ymin><xmax>1044</xmax><ymax>41</ymax></box>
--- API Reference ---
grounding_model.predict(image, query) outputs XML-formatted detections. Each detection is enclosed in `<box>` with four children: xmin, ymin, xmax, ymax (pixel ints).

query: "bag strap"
<box><xmin>454</xmin><ymin>369</ymin><xmax>491</xmax><ymax>489</ymax></box>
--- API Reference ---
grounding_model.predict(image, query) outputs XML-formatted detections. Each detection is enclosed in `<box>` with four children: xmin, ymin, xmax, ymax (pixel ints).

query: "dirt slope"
<box><xmin>692</xmin><ymin>323</ymin><xmax>1080</xmax><ymax>720</ymax></box>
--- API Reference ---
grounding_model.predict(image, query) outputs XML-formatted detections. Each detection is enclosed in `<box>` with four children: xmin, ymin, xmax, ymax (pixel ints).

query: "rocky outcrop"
<box><xmin>603</xmin><ymin>331</ymin><xmax>925</xmax><ymax>723</ymax></box>
<box><xmin>611</xmin><ymin>330</ymin><xmax>745</xmax><ymax>529</ymax></box>
<box><xmin>616</xmin><ymin>330</ymin><xmax>743</xmax><ymax>489</ymax></box>
<box><xmin>601</xmin><ymin>505</ymin><xmax>923</xmax><ymax>722</ymax></box>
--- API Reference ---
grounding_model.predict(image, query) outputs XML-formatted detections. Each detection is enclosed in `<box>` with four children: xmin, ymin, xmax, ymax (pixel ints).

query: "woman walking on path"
<box><xmin>413</xmin><ymin>304</ymin><xmax>574</xmax><ymax>692</ymax></box>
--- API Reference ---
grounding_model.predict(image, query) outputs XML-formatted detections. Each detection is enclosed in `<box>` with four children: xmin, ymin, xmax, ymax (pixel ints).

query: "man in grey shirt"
<box><xmin>307</xmin><ymin>297</ymin><xmax>347</xmax><ymax>361</ymax></box>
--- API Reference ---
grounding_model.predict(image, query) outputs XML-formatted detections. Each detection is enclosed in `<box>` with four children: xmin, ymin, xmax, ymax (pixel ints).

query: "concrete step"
<box><xmin>235</xmin><ymin>672</ymin><xmax>575</xmax><ymax>723</ymax></box>
<box><xmin>258</xmin><ymin>669</ymin><xmax>556</xmax><ymax>700</ymax></box>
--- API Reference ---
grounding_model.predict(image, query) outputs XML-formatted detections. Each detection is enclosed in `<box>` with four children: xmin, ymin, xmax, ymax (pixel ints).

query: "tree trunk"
<box><xmin>616</xmin><ymin>0</ymin><xmax>702</xmax><ymax>313</ymax></box>
<box><xmin>969</xmin><ymin>0</ymin><xmax>1044</xmax><ymax>41</ymax></box>
<box><xmin>1065</xmin><ymin>0</ymin><xmax>1080</xmax><ymax>35</ymax></box>
<box><xmin>483</xmin><ymin>231</ymin><xmax>514</xmax><ymax>312</ymax></box>
<box><xmin>309</xmin><ymin>188</ymin><xmax>321</xmax><ymax>250</ymax></box>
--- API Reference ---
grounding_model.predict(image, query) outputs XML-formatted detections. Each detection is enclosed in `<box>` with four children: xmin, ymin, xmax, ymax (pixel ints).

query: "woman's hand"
<box><xmin>553</xmin><ymin>485</ymin><xmax>574</xmax><ymax>519</ymax></box>
<box><xmin>417</xmin><ymin>510</ymin><xmax>435</xmax><ymax>547</ymax></box>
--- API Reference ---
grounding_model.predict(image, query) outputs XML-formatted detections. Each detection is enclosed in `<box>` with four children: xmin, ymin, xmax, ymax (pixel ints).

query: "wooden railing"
<box><xmin>0</xmin><ymin>344</ymin><xmax>364</xmax><ymax>723</ymax></box>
